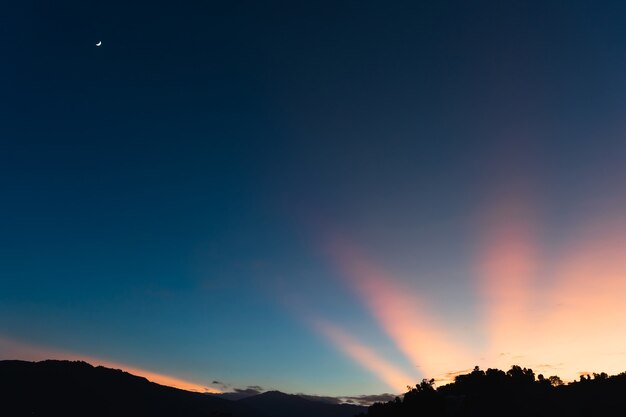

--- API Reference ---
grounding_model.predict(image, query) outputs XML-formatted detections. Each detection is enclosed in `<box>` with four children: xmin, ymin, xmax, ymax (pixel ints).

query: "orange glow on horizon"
<box><xmin>533</xmin><ymin>217</ymin><xmax>626</xmax><ymax>379</ymax></box>
<box><xmin>319</xmin><ymin>199</ymin><xmax>626</xmax><ymax>386</ymax></box>
<box><xmin>474</xmin><ymin>195</ymin><xmax>626</xmax><ymax>382</ymax></box>
<box><xmin>0</xmin><ymin>336</ymin><xmax>220</xmax><ymax>393</ymax></box>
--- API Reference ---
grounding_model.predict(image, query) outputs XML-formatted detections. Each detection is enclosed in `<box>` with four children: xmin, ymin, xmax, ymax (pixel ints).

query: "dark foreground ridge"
<box><xmin>0</xmin><ymin>360</ymin><xmax>365</xmax><ymax>417</ymax></box>
<box><xmin>362</xmin><ymin>365</ymin><xmax>626</xmax><ymax>417</ymax></box>
<box><xmin>4</xmin><ymin>360</ymin><xmax>626</xmax><ymax>417</ymax></box>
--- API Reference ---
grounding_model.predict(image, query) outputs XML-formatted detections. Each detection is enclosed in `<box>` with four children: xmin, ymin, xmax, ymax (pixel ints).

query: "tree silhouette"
<box><xmin>548</xmin><ymin>375</ymin><xmax>564</xmax><ymax>386</ymax></box>
<box><xmin>363</xmin><ymin>365</ymin><xmax>626</xmax><ymax>417</ymax></box>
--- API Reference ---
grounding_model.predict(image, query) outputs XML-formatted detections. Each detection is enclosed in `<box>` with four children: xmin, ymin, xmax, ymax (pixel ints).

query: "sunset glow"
<box><xmin>4</xmin><ymin>0</ymin><xmax>626</xmax><ymax>401</ymax></box>
<box><xmin>316</xmin><ymin>200</ymin><xmax>626</xmax><ymax>386</ymax></box>
<box><xmin>0</xmin><ymin>336</ymin><xmax>219</xmax><ymax>393</ymax></box>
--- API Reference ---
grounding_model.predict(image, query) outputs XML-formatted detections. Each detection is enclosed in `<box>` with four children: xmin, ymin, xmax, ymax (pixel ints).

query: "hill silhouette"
<box><xmin>0</xmin><ymin>360</ymin><xmax>243</xmax><ymax>417</ymax></box>
<box><xmin>0</xmin><ymin>360</ymin><xmax>365</xmax><ymax>417</ymax></box>
<box><xmin>362</xmin><ymin>365</ymin><xmax>626</xmax><ymax>417</ymax></box>
<box><xmin>239</xmin><ymin>390</ymin><xmax>365</xmax><ymax>417</ymax></box>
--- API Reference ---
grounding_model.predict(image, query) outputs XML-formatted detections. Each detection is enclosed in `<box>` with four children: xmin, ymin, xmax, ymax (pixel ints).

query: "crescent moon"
<box><xmin>96</xmin><ymin>41</ymin><xmax>102</xmax><ymax>47</ymax></box>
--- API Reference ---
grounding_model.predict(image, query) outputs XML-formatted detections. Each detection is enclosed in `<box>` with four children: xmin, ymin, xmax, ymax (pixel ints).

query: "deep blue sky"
<box><xmin>3</xmin><ymin>1</ymin><xmax>626</xmax><ymax>396</ymax></box>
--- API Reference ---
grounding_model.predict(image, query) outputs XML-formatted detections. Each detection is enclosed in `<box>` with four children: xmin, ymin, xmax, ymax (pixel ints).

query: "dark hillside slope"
<box><xmin>0</xmin><ymin>360</ymin><xmax>365</xmax><ymax>417</ymax></box>
<box><xmin>0</xmin><ymin>360</ymin><xmax>245</xmax><ymax>417</ymax></box>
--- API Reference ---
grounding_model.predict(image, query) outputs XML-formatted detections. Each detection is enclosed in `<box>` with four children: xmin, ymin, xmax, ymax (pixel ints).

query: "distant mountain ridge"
<box><xmin>239</xmin><ymin>390</ymin><xmax>366</xmax><ymax>417</ymax></box>
<box><xmin>0</xmin><ymin>360</ymin><xmax>366</xmax><ymax>417</ymax></box>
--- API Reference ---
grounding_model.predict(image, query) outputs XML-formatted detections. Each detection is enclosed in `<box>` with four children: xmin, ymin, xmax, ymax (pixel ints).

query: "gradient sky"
<box><xmin>3</xmin><ymin>0</ymin><xmax>626</xmax><ymax>397</ymax></box>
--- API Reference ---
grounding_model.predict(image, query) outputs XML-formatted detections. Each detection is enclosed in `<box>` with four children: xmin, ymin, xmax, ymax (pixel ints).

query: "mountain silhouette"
<box><xmin>0</xmin><ymin>360</ymin><xmax>245</xmax><ymax>417</ymax></box>
<box><xmin>0</xmin><ymin>360</ymin><xmax>365</xmax><ymax>417</ymax></box>
<box><xmin>239</xmin><ymin>390</ymin><xmax>366</xmax><ymax>417</ymax></box>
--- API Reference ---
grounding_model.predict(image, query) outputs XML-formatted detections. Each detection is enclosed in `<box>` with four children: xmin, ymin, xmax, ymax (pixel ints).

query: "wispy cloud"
<box><xmin>297</xmin><ymin>394</ymin><xmax>343</xmax><ymax>405</ymax></box>
<box><xmin>440</xmin><ymin>368</ymin><xmax>475</xmax><ymax>381</ymax></box>
<box><xmin>216</xmin><ymin>386</ymin><xmax>265</xmax><ymax>400</ymax></box>
<box><xmin>338</xmin><ymin>393</ymin><xmax>398</xmax><ymax>406</ymax></box>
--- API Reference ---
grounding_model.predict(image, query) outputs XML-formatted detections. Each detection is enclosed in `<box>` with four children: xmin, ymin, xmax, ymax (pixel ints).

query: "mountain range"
<box><xmin>0</xmin><ymin>360</ymin><xmax>366</xmax><ymax>417</ymax></box>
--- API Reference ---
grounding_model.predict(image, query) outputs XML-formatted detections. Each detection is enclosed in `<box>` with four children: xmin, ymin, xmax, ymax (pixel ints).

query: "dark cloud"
<box><xmin>536</xmin><ymin>363</ymin><xmax>563</xmax><ymax>371</ymax></box>
<box><xmin>241</xmin><ymin>385</ymin><xmax>263</xmax><ymax>392</ymax></box>
<box><xmin>337</xmin><ymin>393</ymin><xmax>398</xmax><ymax>406</ymax></box>
<box><xmin>297</xmin><ymin>394</ymin><xmax>343</xmax><ymax>405</ymax></box>
<box><xmin>282</xmin><ymin>392</ymin><xmax>396</xmax><ymax>406</ymax></box>
<box><xmin>210</xmin><ymin>380</ymin><xmax>231</xmax><ymax>391</ymax></box>
<box><xmin>214</xmin><ymin>387</ymin><xmax>393</xmax><ymax>407</ymax></box>
<box><xmin>441</xmin><ymin>368</ymin><xmax>474</xmax><ymax>380</ymax></box>
<box><xmin>216</xmin><ymin>386</ymin><xmax>265</xmax><ymax>401</ymax></box>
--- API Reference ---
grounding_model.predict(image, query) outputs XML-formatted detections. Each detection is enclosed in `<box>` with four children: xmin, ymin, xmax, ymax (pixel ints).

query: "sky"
<box><xmin>2</xmin><ymin>0</ymin><xmax>626</xmax><ymax>398</ymax></box>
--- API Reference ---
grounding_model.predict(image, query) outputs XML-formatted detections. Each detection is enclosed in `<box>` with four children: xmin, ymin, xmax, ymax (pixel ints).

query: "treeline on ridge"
<box><xmin>361</xmin><ymin>365</ymin><xmax>626</xmax><ymax>417</ymax></box>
